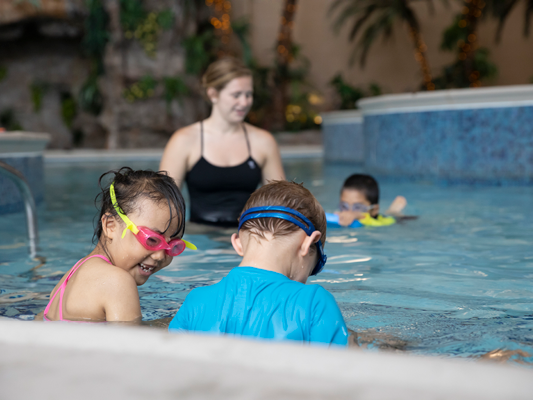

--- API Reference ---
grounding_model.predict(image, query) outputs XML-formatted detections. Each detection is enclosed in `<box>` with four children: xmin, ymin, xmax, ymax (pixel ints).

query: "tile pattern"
<box><xmin>323</xmin><ymin>122</ymin><xmax>364</xmax><ymax>163</ymax></box>
<box><xmin>364</xmin><ymin>106</ymin><xmax>533</xmax><ymax>183</ymax></box>
<box><xmin>0</xmin><ymin>155</ymin><xmax>44</xmax><ymax>214</ymax></box>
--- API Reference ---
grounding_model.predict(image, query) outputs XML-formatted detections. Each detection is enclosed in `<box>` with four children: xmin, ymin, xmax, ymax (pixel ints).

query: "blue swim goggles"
<box><xmin>238</xmin><ymin>206</ymin><xmax>327</xmax><ymax>276</ymax></box>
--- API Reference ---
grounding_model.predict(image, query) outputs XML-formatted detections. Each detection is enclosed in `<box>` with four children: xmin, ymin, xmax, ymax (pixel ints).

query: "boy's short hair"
<box><xmin>239</xmin><ymin>180</ymin><xmax>326</xmax><ymax>247</ymax></box>
<box><xmin>342</xmin><ymin>174</ymin><xmax>379</xmax><ymax>205</ymax></box>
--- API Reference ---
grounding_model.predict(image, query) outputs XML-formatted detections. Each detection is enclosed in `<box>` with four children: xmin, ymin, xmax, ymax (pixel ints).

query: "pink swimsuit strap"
<box><xmin>43</xmin><ymin>255</ymin><xmax>112</xmax><ymax>322</ymax></box>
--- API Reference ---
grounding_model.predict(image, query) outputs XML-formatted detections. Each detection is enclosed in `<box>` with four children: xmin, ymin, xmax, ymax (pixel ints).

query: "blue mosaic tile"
<box><xmin>0</xmin><ymin>155</ymin><xmax>44</xmax><ymax>215</ymax></box>
<box><xmin>323</xmin><ymin>122</ymin><xmax>364</xmax><ymax>163</ymax></box>
<box><xmin>364</xmin><ymin>106</ymin><xmax>533</xmax><ymax>183</ymax></box>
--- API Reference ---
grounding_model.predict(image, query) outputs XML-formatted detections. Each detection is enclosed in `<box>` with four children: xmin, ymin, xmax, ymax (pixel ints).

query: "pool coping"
<box><xmin>1</xmin><ymin>318</ymin><xmax>532</xmax><ymax>399</ymax></box>
<box><xmin>44</xmin><ymin>145</ymin><xmax>323</xmax><ymax>164</ymax></box>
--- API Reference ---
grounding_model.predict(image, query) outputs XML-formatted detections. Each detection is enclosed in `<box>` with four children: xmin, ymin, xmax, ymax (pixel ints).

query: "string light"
<box><xmin>408</xmin><ymin>26</ymin><xmax>434</xmax><ymax>90</ymax></box>
<box><xmin>277</xmin><ymin>0</ymin><xmax>298</xmax><ymax>65</ymax></box>
<box><xmin>207</xmin><ymin>0</ymin><xmax>232</xmax><ymax>55</ymax></box>
<box><xmin>458</xmin><ymin>0</ymin><xmax>485</xmax><ymax>87</ymax></box>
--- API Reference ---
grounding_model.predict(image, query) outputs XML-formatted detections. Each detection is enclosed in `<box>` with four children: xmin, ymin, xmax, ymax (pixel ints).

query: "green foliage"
<box><xmin>83</xmin><ymin>0</ymin><xmax>109</xmax><ymax>72</ymax></box>
<box><xmin>120</xmin><ymin>0</ymin><xmax>174</xmax><ymax>58</ymax></box>
<box><xmin>330</xmin><ymin>74</ymin><xmax>364</xmax><ymax>109</ymax></box>
<box><xmin>284</xmin><ymin>91</ymin><xmax>323</xmax><ymax>132</ymax></box>
<box><xmin>433</xmin><ymin>13</ymin><xmax>498</xmax><ymax>89</ymax></box>
<box><xmin>30</xmin><ymin>82</ymin><xmax>48</xmax><ymax>113</ymax></box>
<box><xmin>368</xmin><ymin>82</ymin><xmax>382</xmax><ymax>96</ymax></box>
<box><xmin>279</xmin><ymin>46</ymin><xmax>323</xmax><ymax>131</ymax></box>
<box><xmin>0</xmin><ymin>109</ymin><xmax>23</xmax><ymax>131</ymax></box>
<box><xmin>157</xmin><ymin>10</ymin><xmax>174</xmax><ymax>30</ymax></box>
<box><xmin>163</xmin><ymin>77</ymin><xmax>188</xmax><ymax>111</ymax></box>
<box><xmin>120</xmin><ymin>0</ymin><xmax>145</xmax><ymax>32</ymax></box>
<box><xmin>329</xmin><ymin>74</ymin><xmax>382</xmax><ymax>109</ymax></box>
<box><xmin>433</xmin><ymin>48</ymin><xmax>498</xmax><ymax>89</ymax></box>
<box><xmin>0</xmin><ymin>66</ymin><xmax>7</xmax><ymax>83</ymax></box>
<box><xmin>123</xmin><ymin>75</ymin><xmax>158</xmax><ymax>102</ymax></box>
<box><xmin>440</xmin><ymin>14</ymin><xmax>467</xmax><ymax>51</ymax></box>
<box><xmin>79</xmin><ymin>74</ymin><xmax>104</xmax><ymax>115</ymax></box>
<box><xmin>232</xmin><ymin>18</ymin><xmax>254</xmax><ymax>67</ymax></box>
<box><xmin>60</xmin><ymin>92</ymin><xmax>78</xmax><ymax>129</ymax></box>
<box><xmin>183</xmin><ymin>30</ymin><xmax>217</xmax><ymax>75</ymax></box>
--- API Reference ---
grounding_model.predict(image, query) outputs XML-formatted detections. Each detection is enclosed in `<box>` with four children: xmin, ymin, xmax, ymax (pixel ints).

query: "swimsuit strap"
<box><xmin>242</xmin><ymin>123</ymin><xmax>252</xmax><ymax>157</ymax></box>
<box><xmin>43</xmin><ymin>254</ymin><xmax>111</xmax><ymax>321</ymax></box>
<box><xmin>200</xmin><ymin>120</ymin><xmax>204</xmax><ymax>156</ymax></box>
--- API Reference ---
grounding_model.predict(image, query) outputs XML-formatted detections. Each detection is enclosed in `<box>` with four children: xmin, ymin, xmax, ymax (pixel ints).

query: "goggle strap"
<box><xmin>239</xmin><ymin>212</ymin><xmax>312</xmax><ymax>235</ymax></box>
<box><xmin>183</xmin><ymin>239</ymin><xmax>197</xmax><ymax>250</ymax></box>
<box><xmin>121</xmin><ymin>223</ymin><xmax>139</xmax><ymax>239</ymax></box>
<box><xmin>110</xmin><ymin>183</ymin><xmax>140</xmax><ymax>239</ymax></box>
<box><xmin>239</xmin><ymin>206</ymin><xmax>326</xmax><ymax>276</ymax></box>
<box><xmin>239</xmin><ymin>206</ymin><xmax>316</xmax><ymax>233</ymax></box>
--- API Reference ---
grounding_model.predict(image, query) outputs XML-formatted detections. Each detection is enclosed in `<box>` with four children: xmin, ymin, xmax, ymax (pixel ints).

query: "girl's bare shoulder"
<box><xmin>78</xmin><ymin>257</ymin><xmax>137</xmax><ymax>292</ymax></box>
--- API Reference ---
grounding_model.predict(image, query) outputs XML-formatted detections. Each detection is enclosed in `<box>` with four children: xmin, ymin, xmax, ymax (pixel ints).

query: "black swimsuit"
<box><xmin>185</xmin><ymin>122</ymin><xmax>262</xmax><ymax>227</ymax></box>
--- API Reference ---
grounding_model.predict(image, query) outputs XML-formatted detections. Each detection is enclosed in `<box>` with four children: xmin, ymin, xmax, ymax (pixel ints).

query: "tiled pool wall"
<box><xmin>322</xmin><ymin>85</ymin><xmax>533</xmax><ymax>184</ymax></box>
<box><xmin>364</xmin><ymin>105</ymin><xmax>533</xmax><ymax>183</ymax></box>
<box><xmin>322</xmin><ymin>111</ymin><xmax>364</xmax><ymax>164</ymax></box>
<box><xmin>0</xmin><ymin>154</ymin><xmax>45</xmax><ymax>214</ymax></box>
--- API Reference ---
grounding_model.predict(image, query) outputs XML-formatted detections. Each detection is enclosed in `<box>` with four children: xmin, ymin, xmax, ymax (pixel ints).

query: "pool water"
<box><xmin>1</xmin><ymin>159</ymin><xmax>533</xmax><ymax>362</ymax></box>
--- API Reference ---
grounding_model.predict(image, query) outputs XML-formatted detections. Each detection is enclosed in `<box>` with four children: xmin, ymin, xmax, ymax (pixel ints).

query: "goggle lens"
<box><xmin>339</xmin><ymin>202</ymin><xmax>373</xmax><ymax>213</ymax></box>
<box><xmin>145</xmin><ymin>236</ymin><xmax>163</xmax><ymax>248</ymax></box>
<box><xmin>167</xmin><ymin>239</ymin><xmax>186</xmax><ymax>256</ymax></box>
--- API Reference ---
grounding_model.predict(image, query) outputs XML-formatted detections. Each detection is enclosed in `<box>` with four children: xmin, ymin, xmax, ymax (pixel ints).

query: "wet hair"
<box><xmin>239</xmin><ymin>180</ymin><xmax>326</xmax><ymax>248</ymax></box>
<box><xmin>342</xmin><ymin>174</ymin><xmax>379</xmax><ymax>205</ymax></box>
<box><xmin>202</xmin><ymin>57</ymin><xmax>252</xmax><ymax>99</ymax></box>
<box><xmin>93</xmin><ymin>167</ymin><xmax>186</xmax><ymax>244</ymax></box>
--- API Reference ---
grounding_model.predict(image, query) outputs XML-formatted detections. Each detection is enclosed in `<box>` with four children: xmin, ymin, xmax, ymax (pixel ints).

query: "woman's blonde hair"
<box><xmin>202</xmin><ymin>57</ymin><xmax>252</xmax><ymax>95</ymax></box>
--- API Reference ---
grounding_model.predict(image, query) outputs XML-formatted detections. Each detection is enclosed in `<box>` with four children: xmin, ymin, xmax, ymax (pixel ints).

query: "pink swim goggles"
<box><xmin>110</xmin><ymin>183</ymin><xmax>197</xmax><ymax>256</ymax></box>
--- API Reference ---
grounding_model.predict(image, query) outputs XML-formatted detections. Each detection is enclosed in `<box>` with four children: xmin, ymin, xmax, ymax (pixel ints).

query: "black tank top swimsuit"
<box><xmin>185</xmin><ymin>121</ymin><xmax>263</xmax><ymax>227</ymax></box>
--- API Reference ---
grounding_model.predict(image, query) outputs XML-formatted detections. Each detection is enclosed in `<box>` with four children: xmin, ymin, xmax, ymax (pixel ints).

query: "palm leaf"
<box><xmin>349</xmin><ymin>6</ymin><xmax>378</xmax><ymax>41</ymax></box>
<box><xmin>491</xmin><ymin>0</ymin><xmax>520</xmax><ymax>42</ymax></box>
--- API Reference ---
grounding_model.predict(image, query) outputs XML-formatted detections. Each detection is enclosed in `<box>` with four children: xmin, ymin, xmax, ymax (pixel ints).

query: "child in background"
<box><xmin>36</xmin><ymin>167</ymin><xmax>196</xmax><ymax>322</ymax></box>
<box><xmin>331</xmin><ymin>174</ymin><xmax>407</xmax><ymax>228</ymax></box>
<box><xmin>169</xmin><ymin>181</ymin><xmax>348</xmax><ymax>346</ymax></box>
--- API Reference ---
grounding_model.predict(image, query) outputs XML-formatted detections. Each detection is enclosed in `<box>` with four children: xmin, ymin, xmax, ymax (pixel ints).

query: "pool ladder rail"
<box><xmin>0</xmin><ymin>161</ymin><xmax>40</xmax><ymax>259</ymax></box>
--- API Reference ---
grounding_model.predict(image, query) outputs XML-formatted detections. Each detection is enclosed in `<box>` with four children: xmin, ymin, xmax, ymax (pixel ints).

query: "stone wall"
<box><xmin>0</xmin><ymin>1</ymin><xmax>206</xmax><ymax>149</ymax></box>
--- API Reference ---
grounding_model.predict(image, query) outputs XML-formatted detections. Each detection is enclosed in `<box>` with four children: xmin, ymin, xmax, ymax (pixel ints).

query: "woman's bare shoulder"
<box><xmin>168</xmin><ymin>122</ymin><xmax>200</xmax><ymax>144</ymax></box>
<box><xmin>245</xmin><ymin>123</ymin><xmax>277</xmax><ymax>146</ymax></box>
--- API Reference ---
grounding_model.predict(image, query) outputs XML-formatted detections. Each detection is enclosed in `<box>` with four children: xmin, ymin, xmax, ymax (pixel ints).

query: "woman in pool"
<box><xmin>36</xmin><ymin>167</ymin><xmax>195</xmax><ymax>322</ymax></box>
<box><xmin>160</xmin><ymin>57</ymin><xmax>285</xmax><ymax>228</ymax></box>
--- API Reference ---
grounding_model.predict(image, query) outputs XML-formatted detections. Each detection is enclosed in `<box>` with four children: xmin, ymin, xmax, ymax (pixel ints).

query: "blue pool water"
<box><xmin>1</xmin><ymin>159</ymin><xmax>533</xmax><ymax>362</ymax></box>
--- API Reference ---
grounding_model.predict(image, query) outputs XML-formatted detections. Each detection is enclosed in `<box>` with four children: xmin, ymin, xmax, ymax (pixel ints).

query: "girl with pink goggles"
<box><xmin>110</xmin><ymin>183</ymin><xmax>197</xmax><ymax>256</ymax></box>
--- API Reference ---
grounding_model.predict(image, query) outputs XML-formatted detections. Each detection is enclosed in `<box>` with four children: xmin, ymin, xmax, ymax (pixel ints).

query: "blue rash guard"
<box><xmin>168</xmin><ymin>267</ymin><xmax>348</xmax><ymax>346</ymax></box>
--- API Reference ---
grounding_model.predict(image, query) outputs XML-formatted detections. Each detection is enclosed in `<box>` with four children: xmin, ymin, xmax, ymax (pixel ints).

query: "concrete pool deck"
<box><xmin>1</xmin><ymin>318</ymin><xmax>532</xmax><ymax>399</ymax></box>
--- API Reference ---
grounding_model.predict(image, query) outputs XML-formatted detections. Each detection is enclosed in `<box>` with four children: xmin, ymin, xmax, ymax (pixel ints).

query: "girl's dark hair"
<box><xmin>93</xmin><ymin>167</ymin><xmax>186</xmax><ymax>244</ymax></box>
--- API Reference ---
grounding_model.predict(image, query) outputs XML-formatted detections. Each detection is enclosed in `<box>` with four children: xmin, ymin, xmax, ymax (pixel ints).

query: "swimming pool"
<box><xmin>1</xmin><ymin>159</ymin><xmax>533</xmax><ymax>362</ymax></box>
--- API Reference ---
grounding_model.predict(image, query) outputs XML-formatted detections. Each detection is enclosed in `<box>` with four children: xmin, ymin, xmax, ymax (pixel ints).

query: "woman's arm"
<box><xmin>258</xmin><ymin>131</ymin><xmax>285</xmax><ymax>184</ymax></box>
<box><xmin>159</xmin><ymin>129</ymin><xmax>194</xmax><ymax>189</ymax></box>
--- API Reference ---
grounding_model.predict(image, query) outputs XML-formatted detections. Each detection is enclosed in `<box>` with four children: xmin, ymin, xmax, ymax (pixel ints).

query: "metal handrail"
<box><xmin>0</xmin><ymin>161</ymin><xmax>39</xmax><ymax>258</ymax></box>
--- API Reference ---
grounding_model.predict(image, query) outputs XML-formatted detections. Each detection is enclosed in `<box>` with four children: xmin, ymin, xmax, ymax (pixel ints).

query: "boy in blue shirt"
<box><xmin>169</xmin><ymin>180</ymin><xmax>348</xmax><ymax>346</ymax></box>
